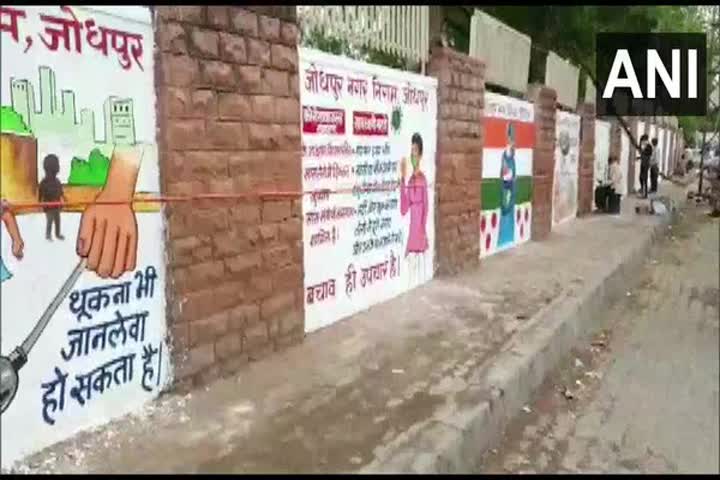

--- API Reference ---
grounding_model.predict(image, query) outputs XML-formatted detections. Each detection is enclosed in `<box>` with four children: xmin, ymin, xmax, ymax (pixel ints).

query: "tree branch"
<box><xmin>530</xmin><ymin>43</ymin><xmax>644</xmax><ymax>151</ymax></box>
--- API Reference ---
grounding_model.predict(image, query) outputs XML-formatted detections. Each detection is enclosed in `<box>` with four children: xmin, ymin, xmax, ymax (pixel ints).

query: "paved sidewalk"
<box><xmin>480</xmin><ymin>199</ymin><xmax>718</xmax><ymax>474</ymax></box>
<box><xmin>8</xmin><ymin>182</ymin><xmax>690</xmax><ymax>474</ymax></box>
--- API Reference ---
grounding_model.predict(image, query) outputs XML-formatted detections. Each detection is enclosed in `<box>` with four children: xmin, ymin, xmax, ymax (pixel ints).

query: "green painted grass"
<box><xmin>0</xmin><ymin>106</ymin><xmax>32</xmax><ymax>135</ymax></box>
<box><xmin>67</xmin><ymin>148</ymin><xmax>110</xmax><ymax>186</ymax></box>
<box><xmin>481</xmin><ymin>176</ymin><xmax>533</xmax><ymax>210</ymax></box>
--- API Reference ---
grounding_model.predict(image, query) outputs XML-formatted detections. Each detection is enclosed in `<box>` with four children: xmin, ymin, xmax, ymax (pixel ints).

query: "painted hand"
<box><xmin>76</xmin><ymin>191</ymin><xmax>138</xmax><ymax>279</ymax></box>
<box><xmin>400</xmin><ymin>157</ymin><xmax>407</xmax><ymax>180</ymax></box>
<box><xmin>11</xmin><ymin>239</ymin><xmax>23</xmax><ymax>260</ymax></box>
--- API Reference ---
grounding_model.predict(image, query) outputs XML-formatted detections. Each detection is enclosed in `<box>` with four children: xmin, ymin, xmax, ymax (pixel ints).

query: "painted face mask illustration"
<box><xmin>410</xmin><ymin>154</ymin><xmax>419</xmax><ymax>171</ymax></box>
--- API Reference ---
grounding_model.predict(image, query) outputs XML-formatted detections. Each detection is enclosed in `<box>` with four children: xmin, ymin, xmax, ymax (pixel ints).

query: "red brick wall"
<box><xmin>609</xmin><ymin>119</ymin><xmax>621</xmax><ymax>163</ymax></box>
<box><xmin>577</xmin><ymin>103</ymin><xmax>595</xmax><ymax>216</ymax></box>
<box><xmin>153</xmin><ymin>6</ymin><xmax>304</xmax><ymax>389</ymax></box>
<box><xmin>428</xmin><ymin>47</ymin><xmax>484</xmax><ymax>274</ymax></box>
<box><xmin>526</xmin><ymin>85</ymin><xmax>556</xmax><ymax>241</ymax></box>
<box><xmin>624</xmin><ymin>118</ymin><xmax>638</xmax><ymax>194</ymax></box>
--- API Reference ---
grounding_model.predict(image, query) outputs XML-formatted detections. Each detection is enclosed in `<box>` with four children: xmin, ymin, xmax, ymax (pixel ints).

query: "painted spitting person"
<box><xmin>0</xmin><ymin>199</ymin><xmax>24</xmax><ymax>283</ymax></box>
<box><xmin>400</xmin><ymin>133</ymin><xmax>429</xmax><ymax>287</ymax></box>
<box><xmin>498</xmin><ymin>122</ymin><xmax>517</xmax><ymax>248</ymax></box>
<box><xmin>77</xmin><ymin>145</ymin><xmax>141</xmax><ymax>279</ymax></box>
<box><xmin>38</xmin><ymin>154</ymin><xmax>66</xmax><ymax>241</ymax></box>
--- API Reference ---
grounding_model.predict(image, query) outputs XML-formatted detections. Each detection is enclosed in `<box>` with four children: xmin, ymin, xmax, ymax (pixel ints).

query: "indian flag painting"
<box><xmin>480</xmin><ymin>93</ymin><xmax>535</xmax><ymax>258</ymax></box>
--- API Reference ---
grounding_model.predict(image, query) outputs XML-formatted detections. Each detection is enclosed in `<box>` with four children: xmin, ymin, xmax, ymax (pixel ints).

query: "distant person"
<box><xmin>649</xmin><ymin>138</ymin><xmax>659</xmax><ymax>193</ymax></box>
<box><xmin>38</xmin><ymin>154</ymin><xmax>66</xmax><ymax>241</ymax></box>
<box><xmin>638</xmin><ymin>134</ymin><xmax>652</xmax><ymax>198</ymax></box>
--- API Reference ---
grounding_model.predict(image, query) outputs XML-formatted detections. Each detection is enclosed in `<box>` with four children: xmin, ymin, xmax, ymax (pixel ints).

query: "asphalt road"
<box><xmin>479</xmin><ymin>204</ymin><xmax>720</xmax><ymax>474</ymax></box>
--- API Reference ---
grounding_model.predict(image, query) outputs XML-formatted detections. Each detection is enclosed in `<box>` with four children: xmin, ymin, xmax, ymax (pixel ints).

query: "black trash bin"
<box><xmin>594</xmin><ymin>185</ymin><xmax>611</xmax><ymax>211</ymax></box>
<box><xmin>607</xmin><ymin>192</ymin><xmax>621</xmax><ymax>213</ymax></box>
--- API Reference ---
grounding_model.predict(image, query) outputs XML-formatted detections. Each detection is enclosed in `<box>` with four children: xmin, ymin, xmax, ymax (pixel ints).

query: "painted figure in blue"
<box><xmin>498</xmin><ymin>122</ymin><xmax>517</xmax><ymax>248</ymax></box>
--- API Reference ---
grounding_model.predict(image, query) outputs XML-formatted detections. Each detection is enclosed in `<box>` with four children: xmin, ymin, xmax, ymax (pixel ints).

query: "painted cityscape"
<box><xmin>0</xmin><ymin>65</ymin><xmax>158</xmax><ymax>212</ymax></box>
<box><xmin>5</xmin><ymin>65</ymin><xmax>137</xmax><ymax>145</ymax></box>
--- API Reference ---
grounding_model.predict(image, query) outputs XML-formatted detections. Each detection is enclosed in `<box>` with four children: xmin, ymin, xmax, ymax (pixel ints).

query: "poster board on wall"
<box><xmin>552</xmin><ymin>110</ymin><xmax>581</xmax><ymax>226</ymax></box>
<box><xmin>299</xmin><ymin>48</ymin><xmax>438</xmax><ymax>334</ymax></box>
<box><xmin>0</xmin><ymin>6</ymin><xmax>169</xmax><ymax>468</ymax></box>
<box><xmin>592</xmin><ymin>120</ymin><xmax>611</xmax><ymax>210</ymax></box>
<box><xmin>480</xmin><ymin>92</ymin><xmax>534</xmax><ymax>258</ymax></box>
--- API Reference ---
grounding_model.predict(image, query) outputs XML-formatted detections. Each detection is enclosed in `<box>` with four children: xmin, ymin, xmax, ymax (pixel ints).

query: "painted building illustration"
<box><xmin>8</xmin><ymin>66</ymin><xmax>134</xmax><ymax>146</ymax></box>
<box><xmin>104</xmin><ymin>97</ymin><xmax>136</xmax><ymax>145</ymax></box>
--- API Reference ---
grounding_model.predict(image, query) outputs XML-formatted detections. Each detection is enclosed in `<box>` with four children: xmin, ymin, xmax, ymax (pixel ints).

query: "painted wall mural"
<box><xmin>299</xmin><ymin>48</ymin><xmax>438</xmax><ymax>333</ymax></box>
<box><xmin>552</xmin><ymin>111</ymin><xmax>581</xmax><ymax>226</ymax></box>
<box><xmin>480</xmin><ymin>92</ymin><xmax>534</xmax><ymax>257</ymax></box>
<box><xmin>592</xmin><ymin>120</ymin><xmax>611</xmax><ymax>211</ymax></box>
<box><xmin>0</xmin><ymin>6</ymin><xmax>169</xmax><ymax>468</ymax></box>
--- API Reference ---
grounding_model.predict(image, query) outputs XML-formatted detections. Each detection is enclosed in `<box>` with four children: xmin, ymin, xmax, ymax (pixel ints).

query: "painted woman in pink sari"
<box><xmin>400</xmin><ymin>133</ymin><xmax>429</xmax><ymax>285</ymax></box>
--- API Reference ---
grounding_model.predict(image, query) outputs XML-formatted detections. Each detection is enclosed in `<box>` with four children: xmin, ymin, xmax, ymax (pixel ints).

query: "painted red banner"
<box><xmin>352</xmin><ymin>111</ymin><xmax>389</xmax><ymax>136</ymax></box>
<box><xmin>302</xmin><ymin>106</ymin><xmax>345</xmax><ymax>135</ymax></box>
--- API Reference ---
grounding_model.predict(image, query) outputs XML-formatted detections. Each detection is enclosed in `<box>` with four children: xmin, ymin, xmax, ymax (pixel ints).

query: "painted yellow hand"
<box><xmin>77</xmin><ymin>191</ymin><xmax>138</xmax><ymax>279</ymax></box>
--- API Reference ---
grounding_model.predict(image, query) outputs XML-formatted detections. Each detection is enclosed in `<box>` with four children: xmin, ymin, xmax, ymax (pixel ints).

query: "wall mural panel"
<box><xmin>0</xmin><ymin>6</ymin><xmax>170</xmax><ymax>468</ymax></box>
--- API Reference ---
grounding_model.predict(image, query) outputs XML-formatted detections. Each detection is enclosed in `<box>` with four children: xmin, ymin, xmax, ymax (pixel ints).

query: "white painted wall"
<box><xmin>469</xmin><ymin>10</ymin><xmax>531</xmax><ymax>94</ymax></box>
<box><xmin>593</xmin><ymin>120</ymin><xmax>611</xmax><ymax>206</ymax></box>
<box><xmin>1</xmin><ymin>6</ymin><xmax>170</xmax><ymax>468</ymax></box>
<box><xmin>299</xmin><ymin>47</ymin><xmax>437</xmax><ymax>334</ymax></box>
<box><xmin>656</xmin><ymin>128</ymin><xmax>665</xmax><ymax>182</ymax></box>
<box><xmin>546</xmin><ymin>52</ymin><xmax>579</xmax><ymax>111</ymax></box>
<box><xmin>619</xmin><ymin>129</ymin><xmax>630</xmax><ymax>197</ymax></box>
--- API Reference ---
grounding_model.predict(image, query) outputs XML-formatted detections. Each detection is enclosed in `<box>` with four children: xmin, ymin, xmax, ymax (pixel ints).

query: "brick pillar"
<box><xmin>154</xmin><ymin>6</ymin><xmax>304</xmax><ymax>389</ymax></box>
<box><xmin>609</xmin><ymin>119</ymin><xmax>621</xmax><ymax>161</ymax></box>
<box><xmin>577</xmin><ymin>103</ymin><xmax>595</xmax><ymax>216</ymax></box>
<box><xmin>428</xmin><ymin>47</ymin><xmax>484</xmax><ymax>274</ymax></box>
<box><xmin>527</xmin><ymin>84</ymin><xmax>556</xmax><ymax>241</ymax></box>
<box><xmin>625</xmin><ymin>117</ymin><xmax>638</xmax><ymax>194</ymax></box>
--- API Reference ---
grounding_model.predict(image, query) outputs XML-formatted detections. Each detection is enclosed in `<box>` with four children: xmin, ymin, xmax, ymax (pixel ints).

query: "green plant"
<box><xmin>0</xmin><ymin>106</ymin><xmax>32</xmax><ymax>136</ymax></box>
<box><xmin>67</xmin><ymin>148</ymin><xmax>111</xmax><ymax>186</ymax></box>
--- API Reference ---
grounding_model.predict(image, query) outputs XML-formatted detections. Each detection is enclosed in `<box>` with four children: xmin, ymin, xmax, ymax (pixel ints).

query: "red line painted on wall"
<box><xmin>6</xmin><ymin>183</ymin><xmax>436</xmax><ymax>211</ymax></box>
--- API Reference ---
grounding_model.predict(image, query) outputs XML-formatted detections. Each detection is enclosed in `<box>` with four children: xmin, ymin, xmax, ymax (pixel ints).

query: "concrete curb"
<box><xmin>361</xmin><ymin>211</ymin><xmax>679</xmax><ymax>473</ymax></box>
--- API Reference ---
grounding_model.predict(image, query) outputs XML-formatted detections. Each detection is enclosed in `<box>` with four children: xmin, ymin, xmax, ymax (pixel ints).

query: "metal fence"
<box><xmin>296</xmin><ymin>6</ymin><xmax>430</xmax><ymax>71</ymax></box>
